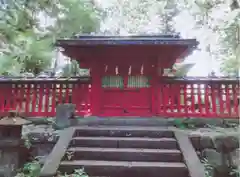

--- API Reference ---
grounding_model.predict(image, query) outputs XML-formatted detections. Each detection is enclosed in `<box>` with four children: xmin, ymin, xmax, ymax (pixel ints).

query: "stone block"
<box><xmin>0</xmin><ymin>151</ymin><xmax>18</xmax><ymax>177</ymax></box>
<box><xmin>189</xmin><ymin>128</ymin><xmax>239</xmax><ymax>153</ymax></box>
<box><xmin>55</xmin><ymin>103</ymin><xmax>76</xmax><ymax>129</ymax></box>
<box><xmin>202</xmin><ymin>148</ymin><xmax>224</xmax><ymax>167</ymax></box>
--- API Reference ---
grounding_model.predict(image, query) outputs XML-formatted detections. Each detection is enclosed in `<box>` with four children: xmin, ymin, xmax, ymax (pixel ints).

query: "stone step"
<box><xmin>73</xmin><ymin>117</ymin><xmax>170</xmax><ymax>127</ymax></box>
<box><xmin>64</xmin><ymin>147</ymin><xmax>183</xmax><ymax>162</ymax></box>
<box><xmin>70</xmin><ymin>137</ymin><xmax>178</xmax><ymax>149</ymax></box>
<box><xmin>74</xmin><ymin>126</ymin><xmax>174</xmax><ymax>138</ymax></box>
<box><xmin>59</xmin><ymin>160</ymin><xmax>188</xmax><ymax>177</ymax></box>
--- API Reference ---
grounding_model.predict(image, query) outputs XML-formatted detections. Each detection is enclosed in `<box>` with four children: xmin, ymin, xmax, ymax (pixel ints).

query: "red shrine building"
<box><xmin>57</xmin><ymin>35</ymin><xmax>198</xmax><ymax>117</ymax></box>
<box><xmin>0</xmin><ymin>35</ymin><xmax>238</xmax><ymax>118</ymax></box>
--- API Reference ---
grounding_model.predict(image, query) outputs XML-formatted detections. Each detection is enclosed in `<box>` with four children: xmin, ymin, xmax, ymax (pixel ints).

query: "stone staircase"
<box><xmin>40</xmin><ymin>126</ymin><xmax>204</xmax><ymax>177</ymax></box>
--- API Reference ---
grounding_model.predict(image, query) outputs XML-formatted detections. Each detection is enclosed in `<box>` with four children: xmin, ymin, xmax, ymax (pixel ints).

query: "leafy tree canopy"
<box><xmin>0</xmin><ymin>0</ymin><xmax>101</xmax><ymax>76</ymax></box>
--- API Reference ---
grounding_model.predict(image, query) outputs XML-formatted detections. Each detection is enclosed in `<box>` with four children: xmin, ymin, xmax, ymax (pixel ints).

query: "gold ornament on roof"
<box><xmin>128</xmin><ymin>65</ymin><xmax>132</xmax><ymax>75</ymax></box>
<box><xmin>141</xmin><ymin>64</ymin><xmax>144</xmax><ymax>75</ymax></box>
<box><xmin>115</xmin><ymin>66</ymin><xmax>119</xmax><ymax>75</ymax></box>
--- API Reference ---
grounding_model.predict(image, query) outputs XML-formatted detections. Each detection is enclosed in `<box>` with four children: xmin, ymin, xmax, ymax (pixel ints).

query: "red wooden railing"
<box><xmin>0</xmin><ymin>77</ymin><xmax>91</xmax><ymax>117</ymax></box>
<box><xmin>0</xmin><ymin>77</ymin><xmax>238</xmax><ymax>118</ymax></box>
<box><xmin>158</xmin><ymin>77</ymin><xmax>239</xmax><ymax>118</ymax></box>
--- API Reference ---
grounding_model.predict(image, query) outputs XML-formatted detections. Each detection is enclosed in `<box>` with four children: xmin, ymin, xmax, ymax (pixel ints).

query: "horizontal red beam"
<box><xmin>0</xmin><ymin>77</ymin><xmax>91</xmax><ymax>84</ymax></box>
<box><xmin>160</xmin><ymin>76</ymin><xmax>239</xmax><ymax>83</ymax></box>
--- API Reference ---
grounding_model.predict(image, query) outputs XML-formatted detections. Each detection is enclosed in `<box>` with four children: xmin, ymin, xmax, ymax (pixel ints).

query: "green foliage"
<box><xmin>59</xmin><ymin>168</ymin><xmax>89</xmax><ymax>177</ymax></box>
<box><xmin>15</xmin><ymin>159</ymin><xmax>89</xmax><ymax>177</ymax></box>
<box><xmin>230</xmin><ymin>168</ymin><xmax>240</xmax><ymax>176</ymax></box>
<box><xmin>66</xmin><ymin>150</ymin><xmax>74</xmax><ymax>160</ymax></box>
<box><xmin>220</xmin><ymin>55</ymin><xmax>240</xmax><ymax>76</ymax></box>
<box><xmin>1</xmin><ymin>34</ymin><xmax>53</xmax><ymax>74</ymax></box>
<box><xmin>21</xmin><ymin>131</ymin><xmax>32</xmax><ymax>149</ymax></box>
<box><xmin>0</xmin><ymin>54</ymin><xmax>22</xmax><ymax>76</ymax></box>
<box><xmin>22</xmin><ymin>136</ymin><xmax>32</xmax><ymax>149</ymax></box>
<box><xmin>15</xmin><ymin>160</ymin><xmax>41</xmax><ymax>177</ymax></box>
<box><xmin>201</xmin><ymin>158</ymin><xmax>214</xmax><ymax>177</ymax></box>
<box><xmin>47</xmin><ymin>0</ymin><xmax>101</xmax><ymax>39</ymax></box>
<box><xmin>173</xmin><ymin>118</ymin><xmax>197</xmax><ymax>129</ymax></box>
<box><xmin>0</xmin><ymin>0</ymin><xmax>101</xmax><ymax>76</ymax></box>
<box><xmin>62</xmin><ymin>60</ymin><xmax>81</xmax><ymax>77</ymax></box>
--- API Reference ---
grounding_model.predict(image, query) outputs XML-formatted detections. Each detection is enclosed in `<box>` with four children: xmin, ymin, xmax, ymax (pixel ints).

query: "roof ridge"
<box><xmin>74</xmin><ymin>34</ymin><xmax>181</xmax><ymax>39</ymax></box>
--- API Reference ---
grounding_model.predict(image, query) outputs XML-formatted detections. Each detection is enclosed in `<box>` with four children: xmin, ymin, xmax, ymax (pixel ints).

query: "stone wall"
<box><xmin>189</xmin><ymin>128</ymin><xmax>239</xmax><ymax>177</ymax></box>
<box><xmin>0</xmin><ymin>150</ymin><xmax>19</xmax><ymax>177</ymax></box>
<box><xmin>22</xmin><ymin>124</ymin><xmax>60</xmax><ymax>164</ymax></box>
<box><xmin>0</xmin><ymin>124</ymin><xmax>59</xmax><ymax>177</ymax></box>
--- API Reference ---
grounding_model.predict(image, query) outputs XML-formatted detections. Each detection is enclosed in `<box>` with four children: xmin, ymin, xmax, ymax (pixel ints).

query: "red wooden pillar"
<box><xmin>151</xmin><ymin>59</ymin><xmax>159</xmax><ymax>115</ymax></box>
<box><xmin>90</xmin><ymin>61</ymin><xmax>101</xmax><ymax>116</ymax></box>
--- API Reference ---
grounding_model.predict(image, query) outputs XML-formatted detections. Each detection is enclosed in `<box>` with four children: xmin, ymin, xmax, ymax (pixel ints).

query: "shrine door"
<box><xmin>100</xmin><ymin>61</ymin><xmax>153</xmax><ymax>116</ymax></box>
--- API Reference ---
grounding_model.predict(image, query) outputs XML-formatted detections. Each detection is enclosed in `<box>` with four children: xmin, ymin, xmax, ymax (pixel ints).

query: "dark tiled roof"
<box><xmin>56</xmin><ymin>35</ymin><xmax>198</xmax><ymax>47</ymax></box>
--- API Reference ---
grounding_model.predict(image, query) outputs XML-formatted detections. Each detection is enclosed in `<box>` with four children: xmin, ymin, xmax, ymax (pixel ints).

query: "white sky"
<box><xmin>185</xmin><ymin>51</ymin><xmax>222</xmax><ymax>77</ymax></box>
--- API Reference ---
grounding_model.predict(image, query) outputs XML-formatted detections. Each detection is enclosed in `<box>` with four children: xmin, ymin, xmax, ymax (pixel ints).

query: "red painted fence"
<box><xmin>0</xmin><ymin>77</ymin><xmax>238</xmax><ymax>118</ymax></box>
<box><xmin>0</xmin><ymin>77</ymin><xmax>91</xmax><ymax>117</ymax></box>
<box><xmin>158</xmin><ymin>77</ymin><xmax>239</xmax><ymax>118</ymax></box>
